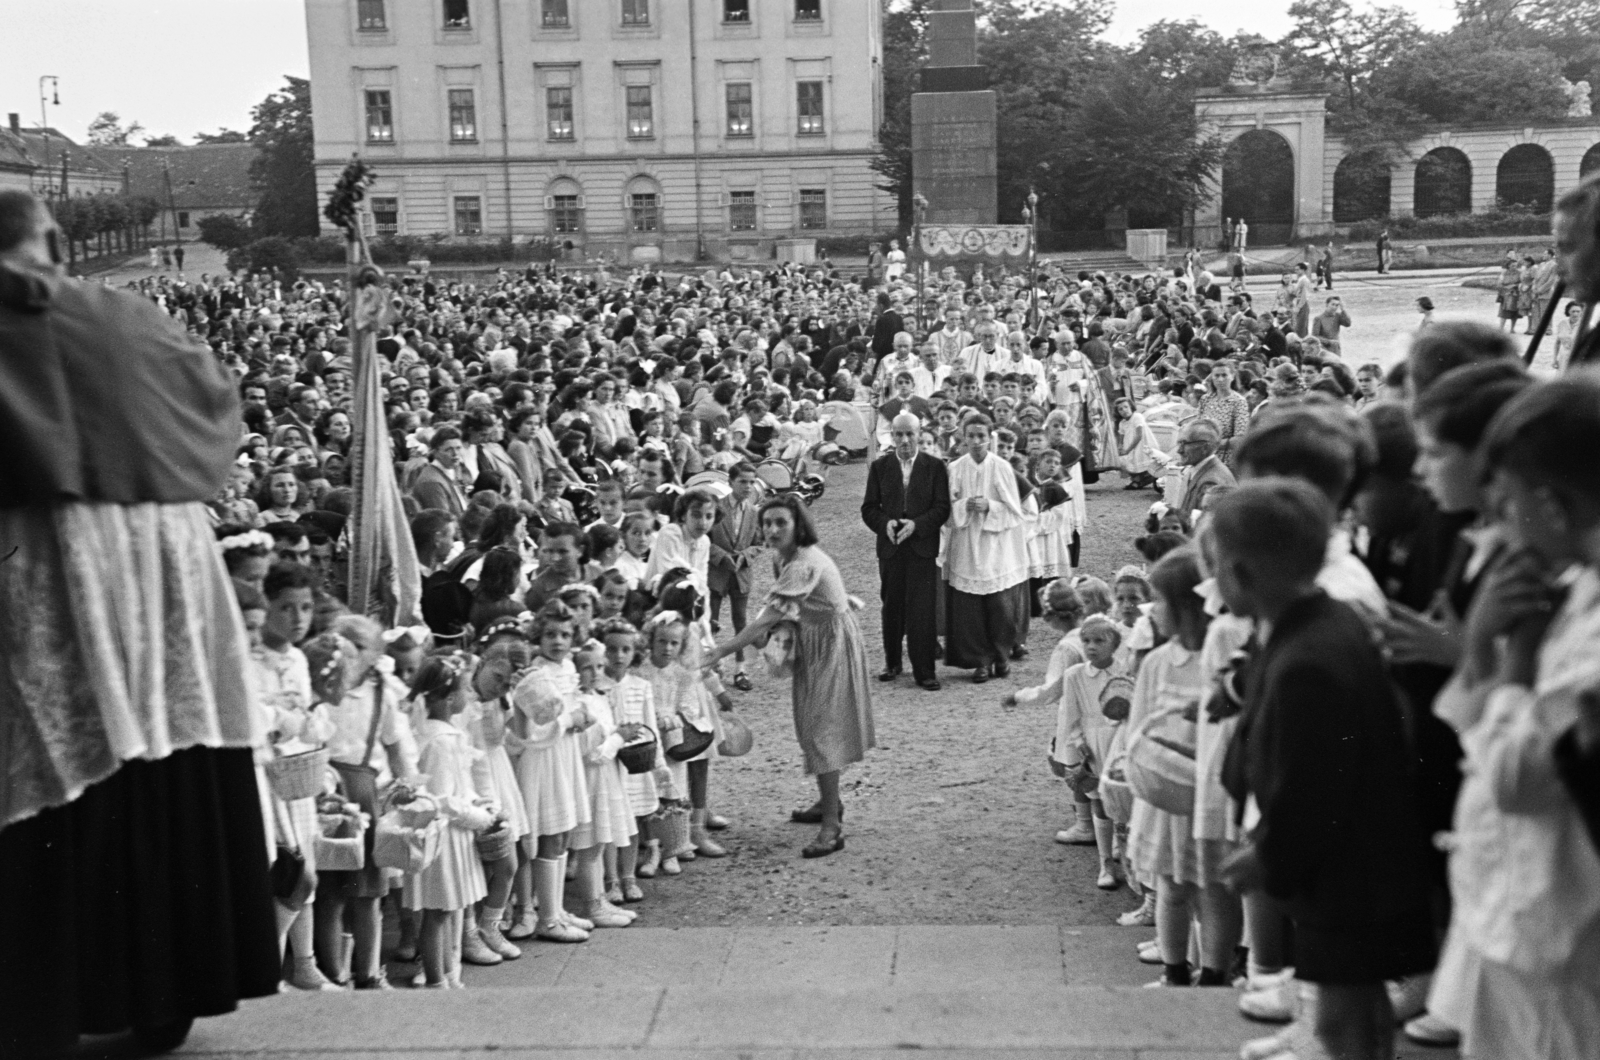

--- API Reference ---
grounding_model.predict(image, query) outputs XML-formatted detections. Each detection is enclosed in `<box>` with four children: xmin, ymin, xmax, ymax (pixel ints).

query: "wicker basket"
<box><xmin>264</xmin><ymin>748</ymin><xmax>330</xmax><ymax>802</ymax></box>
<box><xmin>475</xmin><ymin>823</ymin><xmax>516</xmax><ymax>863</ymax></box>
<box><xmin>617</xmin><ymin>728</ymin><xmax>659</xmax><ymax>775</ymax></box>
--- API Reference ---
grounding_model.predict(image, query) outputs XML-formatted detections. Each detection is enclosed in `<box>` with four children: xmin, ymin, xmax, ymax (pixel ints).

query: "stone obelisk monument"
<box><xmin>910</xmin><ymin>0</ymin><xmax>997</xmax><ymax>224</ymax></box>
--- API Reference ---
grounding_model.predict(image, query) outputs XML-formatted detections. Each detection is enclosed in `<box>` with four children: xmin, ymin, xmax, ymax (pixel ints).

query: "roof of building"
<box><xmin>10</xmin><ymin>128</ymin><xmax>121</xmax><ymax>181</ymax></box>
<box><xmin>95</xmin><ymin>143</ymin><xmax>259</xmax><ymax>209</ymax></box>
<box><xmin>0</xmin><ymin>129</ymin><xmax>36</xmax><ymax>174</ymax></box>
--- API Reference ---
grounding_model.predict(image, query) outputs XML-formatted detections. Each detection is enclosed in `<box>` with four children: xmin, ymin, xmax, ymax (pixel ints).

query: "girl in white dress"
<box><xmin>566</xmin><ymin>642</ymin><xmax>641</xmax><ymax>929</ymax></box>
<box><xmin>599</xmin><ymin>617</ymin><xmax>664</xmax><ymax>900</ymax></box>
<box><xmin>406</xmin><ymin>655</ymin><xmax>493</xmax><ymax>989</ymax></box>
<box><xmin>1114</xmin><ymin>397</ymin><xmax>1168</xmax><ymax>489</ymax></box>
<box><xmin>642</xmin><ymin>612</ymin><xmax>698</xmax><ymax>876</ymax></box>
<box><xmin>1005</xmin><ymin>615</ymin><xmax>1129</xmax><ymax>889</ymax></box>
<box><xmin>512</xmin><ymin>600</ymin><xmax>597</xmax><ymax>943</ymax></box>
<box><xmin>459</xmin><ymin>639</ymin><xmax>534</xmax><ymax>958</ymax></box>
<box><xmin>1125</xmin><ymin>549</ymin><xmax>1241</xmax><ymax>987</ymax></box>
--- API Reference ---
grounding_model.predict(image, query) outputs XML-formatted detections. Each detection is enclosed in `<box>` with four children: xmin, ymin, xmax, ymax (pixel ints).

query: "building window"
<box><xmin>178</xmin><ymin>211</ymin><xmax>191</xmax><ymax>229</ymax></box>
<box><xmin>629</xmin><ymin>193</ymin><xmax>659</xmax><ymax>232</ymax></box>
<box><xmin>357</xmin><ymin>0</ymin><xmax>387</xmax><ymax>29</ymax></box>
<box><xmin>550</xmin><ymin>194</ymin><xmax>582</xmax><ymax>233</ymax></box>
<box><xmin>626</xmin><ymin>86</ymin><xmax>653</xmax><ymax>139</ymax></box>
<box><xmin>454</xmin><ymin>195</ymin><xmax>482</xmax><ymax>235</ymax></box>
<box><xmin>795</xmin><ymin>0</ymin><xmax>821</xmax><ymax>20</ymax></box>
<box><xmin>448</xmin><ymin>89</ymin><xmax>477</xmax><ymax>141</ymax></box>
<box><xmin>546</xmin><ymin>87</ymin><xmax>574</xmax><ymax>140</ymax></box>
<box><xmin>540</xmin><ymin>0</ymin><xmax>569</xmax><ymax>27</ymax></box>
<box><xmin>621</xmin><ymin>0</ymin><xmax>648</xmax><ymax>26</ymax></box>
<box><xmin>797</xmin><ymin>81</ymin><xmax>824</xmax><ymax>135</ymax></box>
<box><xmin>729</xmin><ymin>190</ymin><xmax>756</xmax><ymax>231</ymax></box>
<box><xmin>365</xmin><ymin>90</ymin><xmax>394</xmax><ymax>143</ymax></box>
<box><xmin>442</xmin><ymin>0</ymin><xmax>470</xmax><ymax>27</ymax></box>
<box><xmin>370</xmin><ymin>197</ymin><xmax>399</xmax><ymax>236</ymax></box>
<box><xmin>799</xmin><ymin>189</ymin><xmax>826</xmax><ymax>230</ymax></box>
<box><xmin>723</xmin><ymin>0</ymin><xmax>750</xmax><ymax>22</ymax></box>
<box><xmin>725</xmin><ymin>83</ymin><xmax>753</xmax><ymax>137</ymax></box>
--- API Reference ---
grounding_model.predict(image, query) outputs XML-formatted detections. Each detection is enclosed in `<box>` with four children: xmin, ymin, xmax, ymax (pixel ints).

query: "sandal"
<box><xmin>732</xmin><ymin>672</ymin><xmax>754</xmax><ymax>692</ymax></box>
<box><xmin>802</xmin><ymin>828</ymin><xmax>845</xmax><ymax>859</ymax></box>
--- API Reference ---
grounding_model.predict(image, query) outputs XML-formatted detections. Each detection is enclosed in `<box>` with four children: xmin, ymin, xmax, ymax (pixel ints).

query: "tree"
<box><xmin>197</xmin><ymin>214</ymin><xmax>253</xmax><ymax>252</ymax></box>
<box><xmin>85</xmin><ymin>111</ymin><xmax>145</xmax><ymax>146</ymax></box>
<box><xmin>143</xmin><ymin>134</ymin><xmax>182</xmax><ymax>147</ymax></box>
<box><xmin>195</xmin><ymin>128</ymin><xmax>249</xmax><ymax>144</ymax></box>
<box><xmin>1055</xmin><ymin>61</ymin><xmax>1224</xmax><ymax>227</ymax></box>
<box><xmin>1369</xmin><ymin>35</ymin><xmax>1570</xmax><ymax>124</ymax></box>
<box><xmin>248</xmin><ymin>76</ymin><xmax>319</xmax><ymax>237</ymax></box>
<box><xmin>226</xmin><ymin>236</ymin><xmax>302</xmax><ymax>281</ymax></box>
<box><xmin>1131</xmin><ymin>21</ymin><xmax>1262</xmax><ymax>90</ymax></box>
<box><xmin>871</xmin><ymin>0</ymin><xmax>930</xmax><ymax>231</ymax></box>
<box><xmin>1282</xmin><ymin>0</ymin><xmax>1425</xmax><ymax>120</ymax></box>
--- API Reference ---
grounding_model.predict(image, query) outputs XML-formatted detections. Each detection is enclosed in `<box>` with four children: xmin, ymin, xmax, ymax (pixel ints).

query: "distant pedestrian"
<box><xmin>159</xmin><ymin>244</ymin><xmax>172</xmax><ymax>269</ymax></box>
<box><xmin>147</xmin><ymin>245</ymin><xmax>160</xmax><ymax>269</ymax></box>
<box><xmin>175</xmin><ymin>244</ymin><xmax>186</xmax><ymax>272</ymax></box>
<box><xmin>1376</xmin><ymin>229</ymin><xmax>1391</xmax><ymax>274</ymax></box>
<box><xmin>1317</xmin><ymin>242</ymin><xmax>1335</xmax><ymax>289</ymax></box>
<box><xmin>1416</xmin><ymin>296</ymin><xmax>1435</xmax><ymax>329</ymax></box>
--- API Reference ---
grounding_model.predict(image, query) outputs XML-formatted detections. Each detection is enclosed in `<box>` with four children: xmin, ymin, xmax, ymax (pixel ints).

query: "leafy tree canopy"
<box><xmin>85</xmin><ymin>111</ymin><xmax>144</xmax><ymax>146</ymax></box>
<box><xmin>248</xmin><ymin>76</ymin><xmax>319</xmax><ymax>238</ymax></box>
<box><xmin>195</xmin><ymin>128</ymin><xmax>249</xmax><ymax>144</ymax></box>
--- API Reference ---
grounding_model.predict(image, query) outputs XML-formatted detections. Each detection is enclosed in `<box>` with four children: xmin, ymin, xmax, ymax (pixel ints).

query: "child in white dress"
<box><xmin>642</xmin><ymin>612</ymin><xmax>698</xmax><ymax>876</ymax></box>
<box><xmin>1114</xmin><ymin>396</ymin><xmax>1168</xmax><ymax>489</ymax></box>
<box><xmin>405</xmin><ymin>655</ymin><xmax>494</xmax><ymax>988</ymax></box>
<box><xmin>1006</xmin><ymin>615</ymin><xmax>1129</xmax><ymax>889</ymax></box>
<box><xmin>566</xmin><ymin>642</ymin><xmax>641</xmax><ymax>929</ymax></box>
<box><xmin>512</xmin><ymin>600</ymin><xmax>598</xmax><ymax>943</ymax></box>
<box><xmin>459</xmin><ymin>639</ymin><xmax>534</xmax><ymax>959</ymax></box>
<box><xmin>1023</xmin><ymin>580</ymin><xmax>1091</xmax><ymax>845</ymax></box>
<box><xmin>599</xmin><ymin>617</ymin><xmax>665</xmax><ymax>900</ymax></box>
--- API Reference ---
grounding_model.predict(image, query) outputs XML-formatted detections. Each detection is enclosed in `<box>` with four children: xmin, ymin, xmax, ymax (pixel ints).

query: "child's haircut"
<box><xmin>585</xmin><ymin>521</ymin><xmax>621</xmax><ymax>558</ymax></box>
<box><xmin>480</xmin><ymin>637</ymin><xmax>534</xmax><ymax>673</ymax></box>
<box><xmin>596</xmin><ymin>615</ymin><xmax>641</xmax><ymax>642</ymax></box>
<box><xmin>539</xmin><ymin>519</ymin><xmax>587</xmax><ymax>557</ymax></box>
<box><xmin>1070</xmin><ymin>574</ymin><xmax>1113</xmax><ymax>615</ymax></box>
<box><xmin>1234</xmin><ymin>399</ymin><xmax>1374</xmax><ymax>508</ymax></box>
<box><xmin>1079</xmin><ymin>614</ymin><xmax>1124</xmax><ymax>646</ymax></box>
<box><xmin>1209</xmin><ymin>477</ymin><xmax>1333</xmax><ymax>587</ymax></box>
<box><xmin>410</xmin><ymin>652</ymin><xmax>468</xmax><ymax>701</ymax></box>
<box><xmin>595</xmin><ymin>478</ymin><xmax>624</xmax><ymax>497</ymax></box>
<box><xmin>621</xmin><ymin>510</ymin><xmax>656</xmax><ymax>535</ymax></box>
<box><xmin>1148</xmin><ymin>546</ymin><xmax>1205</xmax><ymax>627</ymax></box>
<box><xmin>1360</xmin><ymin>402</ymin><xmax>1420</xmax><ymax>482</ymax></box>
<box><xmin>263</xmin><ymin>560</ymin><xmax>317</xmax><ymax>599</ymax></box>
<box><xmin>303</xmin><ymin>631</ymin><xmax>359</xmax><ymax>705</ymax></box>
<box><xmin>1135</xmin><ymin>530</ymin><xmax>1188</xmax><ymax>562</ymax></box>
<box><xmin>530</xmin><ymin>599</ymin><xmax>575</xmax><ymax>640</ymax></box>
<box><xmin>593</xmin><ymin>567</ymin><xmax>630</xmax><ymax>592</ymax></box>
<box><xmin>1040</xmin><ymin>579</ymin><xmax>1086</xmax><ymax>625</ymax></box>
<box><xmin>673</xmin><ymin>487</ymin><xmax>718</xmax><ymax>523</ymax></box>
<box><xmin>654</xmin><ymin>568</ymin><xmax>706</xmax><ymax>622</ymax></box>
<box><xmin>1483</xmin><ymin>374</ymin><xmax>1600</xmax><ymax>514</ymax></box>
<box><xmin>1112</xmin><ymin>565</ymin><xmax>1153</xmax><ymax>598</ymax></box>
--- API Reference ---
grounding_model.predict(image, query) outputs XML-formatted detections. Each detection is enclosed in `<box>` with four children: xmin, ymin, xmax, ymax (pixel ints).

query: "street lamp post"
<box><xmin>1023</xmin><ymin>187</ymin><xmax>1039</xmax><ymax>328</ymax></box>
<box><xmin>37</xmin><ymin>76</ymin><xmax>59</xmax><ymax>198</ymax></box>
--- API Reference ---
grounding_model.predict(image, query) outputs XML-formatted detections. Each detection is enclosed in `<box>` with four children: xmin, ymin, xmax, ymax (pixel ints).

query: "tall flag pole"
<box><xmin>324</xmin><ymin>158</ymin><xmax>422</xmax><ymax>625</ymax></box>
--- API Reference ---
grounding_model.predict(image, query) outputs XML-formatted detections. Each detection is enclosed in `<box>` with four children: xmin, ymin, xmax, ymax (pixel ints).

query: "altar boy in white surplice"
<box><xmin>942</xmin><ymin>415</ymin><xmax>1031</xmax><ymax>683</ymax></box>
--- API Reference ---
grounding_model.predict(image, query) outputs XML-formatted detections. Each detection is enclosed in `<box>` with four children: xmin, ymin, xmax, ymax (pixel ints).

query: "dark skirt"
<box><xmin>0</xmin><ymin>746</ymin><xmax>281</xmax><ymax>1058</ymax></box>
<box><xmin>944</xmin><ymin>581</ymin><xmax>1030</xmax><ymax>669</ymax></box>
<box><xmin>1293</xmin><ymin>909</ymin><xmax>1437</xmax><ymax>986</ymax></box>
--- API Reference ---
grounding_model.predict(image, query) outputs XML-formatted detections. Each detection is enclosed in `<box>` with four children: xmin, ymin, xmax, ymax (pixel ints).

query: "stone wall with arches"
<box><xmin>1322</xmin><ymin>119</ymin><xmax>1599</xmax><ymax>226</ymax></box>
<box><xmin>1196</xmin><ymin>83</ymin><xmax>1598</xmax><ymax>243</ymax></box>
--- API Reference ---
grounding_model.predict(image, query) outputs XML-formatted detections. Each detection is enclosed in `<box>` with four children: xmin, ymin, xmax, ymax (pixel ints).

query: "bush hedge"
<box><xmin>1346</xmin><ymin>207</ymin><xmax>1551</xmax><ymax>242</ymax></box>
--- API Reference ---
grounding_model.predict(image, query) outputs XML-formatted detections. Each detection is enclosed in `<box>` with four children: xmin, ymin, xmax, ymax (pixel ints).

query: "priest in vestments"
<box><xmin>942</xmin><ymin>416</ymin><xmax>1031</xmax><ymax>682</ymax></box>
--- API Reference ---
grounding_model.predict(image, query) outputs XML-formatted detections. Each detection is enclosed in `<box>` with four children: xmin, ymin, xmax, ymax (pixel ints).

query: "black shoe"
<box><xmin>732</xmin><ymin>672</ymin><xmax>754</xmax><ymax>692</ymax></box>
<box><xmin>877</xmin><ymin>667</ymin><xmax>902</xmax><ymax>682</ymax></box>
<box><xmin>1010</xmin><ymin>644</ymin><xmax>1029</xmax><ymax>660</ymax></box>
<box><xmin>916</xmin><ymin>676</ymin><xmax>942</xmax><ymax>691</ymax></box>
<box><xmin>971</xmin><ymin>666</ymin><xmax>990</xmax><ymax>684</ymax></box>
<box><xmin>801</xmin><ymin>829</ymin><xmax>845</xmax><ymax>859</ymax></box>
<box><xmin>993</xmin><ymin>657</ymin><xmax>1011</xmax><ymax>678</ymax></box>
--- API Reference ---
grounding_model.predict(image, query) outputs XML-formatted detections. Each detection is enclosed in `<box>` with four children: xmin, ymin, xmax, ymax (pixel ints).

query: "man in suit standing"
<box><xmin>708</xmin><ymin>462</ymin><xmax>763</xmax><ymax>691</ymax></box>
<box><xmin>861</xmin><ymin>413</ymin><xmax>951</xmax><ymax>691</ymax></box>
<box><xmin>1170</xmin><ymin>419</ymin><xmax>1236</xmax><ymax>523</ymax></box>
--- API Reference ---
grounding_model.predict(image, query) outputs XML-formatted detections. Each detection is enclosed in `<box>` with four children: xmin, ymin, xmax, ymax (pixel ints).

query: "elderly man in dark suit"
<box><xmin>861</xmin><ymin>412</ymin><xmax>951</xmax><ymax>691</ymax></box>
<box><xmin>1174</xmin><ymin>418</ymin><xmax>1236</xmax><ymax>521</ymax></box>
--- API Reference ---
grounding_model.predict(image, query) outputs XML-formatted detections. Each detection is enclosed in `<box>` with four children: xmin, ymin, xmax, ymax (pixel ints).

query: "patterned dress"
<box><xmin>765</xmin><ymin>546</ymin><xmax>876</xmax><ymax>775</ymax></box>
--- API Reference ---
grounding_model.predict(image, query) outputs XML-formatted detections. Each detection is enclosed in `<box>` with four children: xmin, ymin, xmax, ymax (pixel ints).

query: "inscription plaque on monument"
<box><xmin>911</xmin><ymin>0</ymin><xmax>997</xmax><ymax>226</ymax></box>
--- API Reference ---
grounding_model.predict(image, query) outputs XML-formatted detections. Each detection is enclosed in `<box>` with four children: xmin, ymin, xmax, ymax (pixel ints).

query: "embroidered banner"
<box><xmin>918</xmin><ymin>224</ymin><xmax>1033</xmax><ymax>260</ymax></box>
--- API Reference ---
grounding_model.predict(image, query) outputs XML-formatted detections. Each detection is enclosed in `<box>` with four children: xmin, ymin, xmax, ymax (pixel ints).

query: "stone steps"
<box><xmin>168</xmin><ymin>927</ymin><xmax>1455</xmax><ymax>1058</ymax></box>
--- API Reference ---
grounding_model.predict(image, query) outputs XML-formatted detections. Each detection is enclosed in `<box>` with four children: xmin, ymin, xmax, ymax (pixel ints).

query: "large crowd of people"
<box><xmin>3</xmin><ymin>169</ymin><xmax>1600</xmax><ymax>1060</ymax></box>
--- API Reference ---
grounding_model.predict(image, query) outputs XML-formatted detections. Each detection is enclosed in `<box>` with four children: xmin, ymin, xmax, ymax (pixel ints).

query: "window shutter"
<box><xmin>576</xmin><ymin>195</ymin><xmax>586</xmax><ymax>209</ymax></box>
<box><xmin>544</xmin><ymin>196</ymin><xmax>555</xmax><ymax>210</ymax></box>
<box><xmin>719</xmin><ymin>191</ymin><xmax>730</xmax><ymax>206</ymax></box>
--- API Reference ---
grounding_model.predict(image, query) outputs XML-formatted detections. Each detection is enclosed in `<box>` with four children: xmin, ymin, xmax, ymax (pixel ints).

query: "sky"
<box><xmin>2</xmin><ymin>0</ymin><xmax>1461</xmax><ymax>145</ymax></box>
